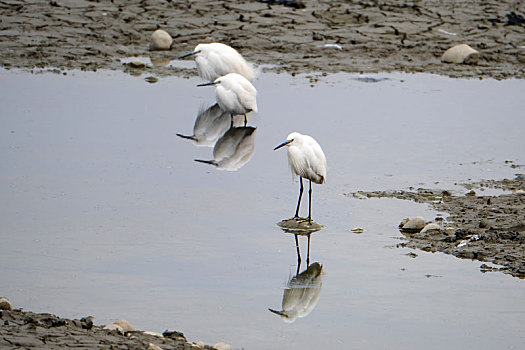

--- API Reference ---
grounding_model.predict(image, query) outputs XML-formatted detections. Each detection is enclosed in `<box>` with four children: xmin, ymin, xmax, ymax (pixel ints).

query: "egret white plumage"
<box><xmin>197</xmin><ymin>73</ymin><xmax>257</xmax><ymax>126</ymax></box>
<box><xmin>179</xmin><ymin>42</ymin><xmax>256</xmax><ymax>82</ymax></box>
<box><xmin>274</xmin><ymin>132</ymin><xmax>327</xmax><ymax>223</ymax></box>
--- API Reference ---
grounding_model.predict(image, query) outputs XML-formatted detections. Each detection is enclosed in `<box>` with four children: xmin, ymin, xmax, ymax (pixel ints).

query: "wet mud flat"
<box><xmin>0</xmin><ymin>0</ymin><xmax>524</xmax><ymax>79</ymax></box>
<box><xmin>0</xmin><ymin>308</ymin><xmax>214</xmax><ymax>350</ymax></box>
<box><xmin>350</xmin><ymin>174</ymin><xmax>525</xmax><ymax>278</ymax></box>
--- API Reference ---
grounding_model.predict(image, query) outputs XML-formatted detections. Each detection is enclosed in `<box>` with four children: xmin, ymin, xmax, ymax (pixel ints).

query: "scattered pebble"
<box><xmin>113</xmin><ymin>319</ymin><xmax>134</xmax><ymax>333</ymax></box>
<box><xmin>103</xmin><ymin>323</ymin><xmax>124</xmax><ymax>334</ymax></box>
<box><xmin>143</xmin><ymin>331</ymin><xmax>164</xmax><ymax>337</ymax></box>
<box><xmin>400</xmin><ymin>216</ymin><xmax>426</xmax><ymax>232</ymax></box>
<box><xmin>147</xmin><ymin>343</ymin><xmax>163</xmax><ymax>350</ymax></box>
<box><xmin>0</xmin><ymin>297</ymin><xmax>13</xmax><ymax>311</ymax></box>
<box><xmin>351</xmin><ymin>227</ymin><xmax>365</xmax><ymax>234</ymax></box>
<box><xmin>441</xmin><ymin>44</ymin><xmax>479</xmax><ymax>64</ymax></box>
<box><xmin>150</xmin><ymin>29</ymin><xmax>172</xmax><ymax>51</ymax></box>
<box><xmin>213</xmin><ymin>342</ymin><xmax>231</xmax><ymax>350</ymax></box>
<box><xmin>145</xmin><ymin>76</ymin><xmax>159</xmax><ymax>84</ymax></box>
<box><xmin>420</xmin><ymin>222</ymin><xmax>441</xmax><ymax>233</ymax></box>
<box><xmin>129</xmin><ymin>59</ymin><xmax>146</xmax><ymax>68</ymax></box>
<box><xmin>321</xmin><ymin>43</ymin><xmax>343</xmax><ymax>50</ymax></box>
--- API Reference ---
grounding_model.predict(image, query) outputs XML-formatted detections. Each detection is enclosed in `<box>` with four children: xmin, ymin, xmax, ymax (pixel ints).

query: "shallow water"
<box><xmin>1</xmin><ymin>68</ymin><xmax>524</xmax><ymax>349</ymax></box>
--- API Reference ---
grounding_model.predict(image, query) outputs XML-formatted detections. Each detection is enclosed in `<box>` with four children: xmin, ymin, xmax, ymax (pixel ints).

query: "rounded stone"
<box><xmin>401</xmin><ymin>216</ymin><xmax>426</xmax><ymax>231</ymax></box>
<box><xmin>0</xmin><ymin>297</ymin><xmax>13</xmax><ymax>310</ymax></box>
<box><xmin>441</xmin><ymin>44</ymin><xmax>479</xmax><ymax>64</ymax></box>
<box><xmin>420</xmin><ymin>222</ymin><xmax>441</xmax><ymax>233</ymax></box>
<box><xmin>150</xmin><ymin>29</ymin><xmax>172</xmax><ymax>51</ymax></box>
<box><xmin>113</xmin><ymin>319</ymin><xmax>134</xmax><ymax>332</ymax></box>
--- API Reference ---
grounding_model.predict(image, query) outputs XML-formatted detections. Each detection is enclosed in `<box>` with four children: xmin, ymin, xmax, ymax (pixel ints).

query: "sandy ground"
<box><xmin>351</xmin><ymin>174</ymin><xmax>525</xmax><ymax>279</ymax></box>
<box><xmin>1</xmin><ymin>0</ymin><xmax>525</xmax><ymax>348</ymax></box>
<box><xmin>0</xmin><ymin>0</ymin><xmax>524</xmax><ymax>79</ymax></box>
<box><xmin>0</xmin><ymin>308</ymin><xmax>214</xmax><ymax>349</ymax></box>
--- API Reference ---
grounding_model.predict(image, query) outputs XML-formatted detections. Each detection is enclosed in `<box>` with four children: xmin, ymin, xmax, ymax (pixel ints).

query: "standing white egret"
<box><xmin>197</xmin><ymin>73</ymin><xmax>257</xmax><ymax>126</ymax></box>
<box><xmin>274</xmin><ymin>132</ymin><xmax>327</xmax><ymax>224</ymax></box>
<box><xmin>179</xmin><ymin>42</ymin><xmax>256</xmax><ymax>82</ymax></box>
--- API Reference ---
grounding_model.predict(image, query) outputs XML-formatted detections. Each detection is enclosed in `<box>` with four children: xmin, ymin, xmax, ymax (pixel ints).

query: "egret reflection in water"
<box><xmin>194</xmin><ymin>126</ymin><xmax>256</xmax><ymax>171</ymax></box>
<box><xmin>269</xmin><ymin>262</ymin><xmax>323</xmax><ymax>324</ymax></box>
<box><xmin>176</xmin><ymin>103</ymin><xmax>231</xmax><ymax>147</ymax></box>
<box><xmin>269</xmin><ymin>226</ymin><xmax>323</xmax><ymax>323</ymax></box>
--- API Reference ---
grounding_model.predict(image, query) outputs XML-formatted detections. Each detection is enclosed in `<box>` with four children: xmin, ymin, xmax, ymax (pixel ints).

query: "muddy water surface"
<box><xmin>1</xmin><ymin>69</ymin><xmax>524</xmax><ymax>349</ymax></box>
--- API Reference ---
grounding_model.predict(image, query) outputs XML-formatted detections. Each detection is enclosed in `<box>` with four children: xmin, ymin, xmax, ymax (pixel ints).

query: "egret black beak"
<box><xmin>196</xmin><ymin>81</ymin><xmax>218</xmax><ymax>87</ymax></box>
<box><xmin>268</xmin><ymin>309</ymin><xmax>288</xmax><ymax>318</ymax></box>
<box><xmin>194</xmin><ymin>159</ymin><xmax>219</xmax><ymax>167</ymax></box>
<box><xmin>178</xmin><ymin>51</ymin><xmax>198</xmax><ymax>59</ymax></box>
<box><xmin>274</xmin><ymin>139</ymin><xmax>293</xmax><ymax>150</ymax></box>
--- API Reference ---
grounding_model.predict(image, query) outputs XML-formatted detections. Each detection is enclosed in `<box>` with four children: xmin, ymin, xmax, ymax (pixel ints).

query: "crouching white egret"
<box><xmin>179</xmin><ymin>42</ymin><xmax>255</xmax><ymax>82</ymax></box>
<box><xmin>197</xmin><ymin>73</ymin><xmax>257</xmax><ymax>126</ymax></box>
<box><xmin>274</xmin><ymin>132</ymin><xmax>327</xmax><ymax>224</ymax></box>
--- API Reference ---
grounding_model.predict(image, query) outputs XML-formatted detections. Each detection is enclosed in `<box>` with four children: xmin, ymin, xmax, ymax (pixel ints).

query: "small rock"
<box><xmin>213</xmin><ymin>342</ymin><xmax>232</xmax><ymax>350</ymax></box>
<box><xmin>441</xmin><ymin>44</ymin><xmax>479</xmax><ymax>64</ymax></box>
<box><xmin>466</xmin><ymin>190</ymin><xmax>477</xmax><ymax>196</ymax></box>
<box><xmin>150</xmin><ymin>29</ymin><xmax>172</xmax><ymax>51</ymax></box>
<box><xmin>103</xmin><ymin>323</ymin><xmax>124</xmax><ymax>334</ymax></box>
<box><xmin>163</xmin><ymin>329</ymin><xmax>186</xmax><ymax>340</ymax></box>
<box><xmin>0</xmin><ymin>297</ymin><xmax>13</xmax><ymax>311</ymax></box>
<box><xmin>145</xmin><ymin>76</ymin><xmax>159</xmax><ymax>84</ymax></box>
<box><xmin>401</xmin><ymin>216</ymin><xmax>426</xmax><ymax>232</ymax></box>
<box><xmin>479</xmin><ymin>219</ymin><xmax>490</xmax><ymax>228</ymax></box>
<box><xmin>147</xmin><ymin>343</ymin><xmax>163</xmax><ymax>350</ymax></box>
<box><xmin>114</xmin><ymin>319</ymin><xmax>134</xmax><ymax>332</ymax></box>
<box><xmin>193</xmin><ymin>341</ymin><xmax>206</xmax><ymax>348</ymax></box>
<box><xmin>129</xmin><ymin>59</ymin><xmax>145</xmax><ymax>68</ymax></box>
<box><xmin>143</xmin><ymin>331</ymin><xmax>164</xmax><ymax>337</ymax></box>
<box><xmin>420</xmin><ymin>222</ymin><xmax>441</xmax><ymax>233</ymax></box>
<box><xmin>399</xmin><ymin>218</ymin><xmax>410</xmax><ymax>228</ymax></box>
<box><xmin>351</xmin><ymin>227</ymin><xmax>365</xmax><ymax>234</ymax></box>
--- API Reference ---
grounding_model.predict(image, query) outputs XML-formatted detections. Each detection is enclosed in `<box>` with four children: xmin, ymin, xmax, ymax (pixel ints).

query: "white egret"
<box><xmin>179</xmin><ymin>42</ymin><xmax>256</xmax><ymax>82</ymax></box>
<box><xmin>197</xmin><ymin>73</ymin><xmax>257</xmax><ymax>126</ymax></box>
<box><xmin>274</xmin><ymin>132</ymin><xmax>327</xmax><ymax>223</ymax></box>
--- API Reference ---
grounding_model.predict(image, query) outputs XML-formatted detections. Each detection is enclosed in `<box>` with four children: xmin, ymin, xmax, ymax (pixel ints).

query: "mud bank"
<box><xmin>0</xmin><ymin>0</ymin><xmax>524</xmax><ymax>79</ymax></box>
<box><xmin>350</xmin><ymin>174</ymin><xmax>525</xmax><ymax>278</ymax></box>
<box><xmin>0</xmin><ymin>307</ymin><xmax>215</xmax><ymax>350</ymax></box>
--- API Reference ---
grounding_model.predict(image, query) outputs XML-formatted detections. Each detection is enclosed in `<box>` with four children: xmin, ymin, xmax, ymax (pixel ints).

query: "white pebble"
<box><xmin>441</xmin><ymin>44</ymin><xmax>479</xmax><ymax>64</ymax></box>
<box><xmin>113</xmin><ymin>319</ymin><xmax>134</xmax><ymax>332</ymax></box>
<box><xmin>150</xmin><ymin>29</ymin><xmax>172</xmax><ymax>51</ymax></box>
<box><xmin>402</xmin><ymin>216</ymin><xmax>426</xmax><ymax>231</ymax></box>
<box><xmin>213</xmin><ymin>342</ymin><xmax>232</xmax><ymax>350</ymax></box>
<box><xmin>0</xmin><ymin>297</ymin><xmax>13</xmax><ymax>311</ymax></box>
<box><xmin>420</xmin><ymin>222</ymin><xmax>441</xmax><ymax>233</ymax></box>
<box><xmin>147</xmin><ymin>343</ymin><xmax>163</xmax><ymax>350</ymax></box>
<box><xmin>103</xmin><ymin>324</ymin><xmax>124</xmax><ymax>334</ymax></box>
<box><xmin>143</xmin><ymin>331</ymin><xmax>164</xmax><ymax>337</ymax></box>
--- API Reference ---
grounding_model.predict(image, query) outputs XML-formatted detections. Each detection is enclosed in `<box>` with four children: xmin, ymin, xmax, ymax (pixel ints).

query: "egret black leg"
<box><xmin>306</xmin><ymin>233</ymin><xmax>311</xmax><ymax>266</ymax></box>
<box><xmin>294</xmin><ymin>234</ymin><xmax>301</xmax><ymax>274</ymax></box>
<box><xmin>294</xmin><ymin>177</ymin><xmax>304</xmax><ymax>218</ymax></box>
<box><xmin>308</xmin><ymin>180</ymin><xmax>312</xmax><ymax>224</ymax></box>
